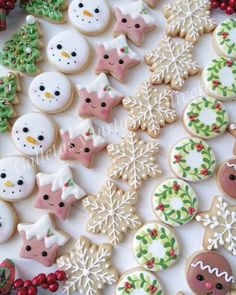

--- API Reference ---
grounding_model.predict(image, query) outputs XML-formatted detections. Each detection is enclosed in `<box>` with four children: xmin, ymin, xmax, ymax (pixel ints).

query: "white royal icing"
<box><xmin>229</xmin><ymin>123</ymin><xmax>236</xmax><ymax>130</ymax></box>
<box><xmin>17</xmin><ymin>215</ymin><xmax>69</xmax><ymax>248</ymax></box>
<box><xmin>47</xmin><ymin>30</ymin><xmax>89</xmax><ymax>74</ymax></box>
<box><xmin>77</xmin><ymin>73</ymin><xmax>122</xmax><ymax>99</ymax></box>
<box><xmin>29</xmin><ymin>72</ymin><xmax>72</xmax><ymax>113</ymax></box>
<box><xmin>26</xmin><ymin>15</ymin><xmax>36</xmax><ymax>25</ymax></box>
<box><xmin>37</xmin><ymin>166</ymin><xmax>86</xmax><ymax>201</ymax></box>
<box><xmin>0</xmin><ymin>200</ymin><xmax>15</xmax><ymax>243</ymax></box>
<box><xmin>226</xmin><ymin>162</ymin><xmax>236</xmax><ymax>170</ymax></box>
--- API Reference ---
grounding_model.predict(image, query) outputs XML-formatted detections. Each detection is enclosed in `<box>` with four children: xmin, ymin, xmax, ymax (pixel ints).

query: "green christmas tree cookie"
<box><xmin>0</xmin><ymin>15</ymin><xmax>42</xmax><ymax>76</ymax></box>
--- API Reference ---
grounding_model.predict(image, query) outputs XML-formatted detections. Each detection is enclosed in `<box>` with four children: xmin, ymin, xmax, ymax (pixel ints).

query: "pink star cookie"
<box><xmin>95</xmin><ymin>35</ymin><xmax>140</xmax><ymax>83</ymax></box>
<box><xmin>77</xmin><ymin>73</ymin><xmax>123</xmax><ymax>122</ymax></box>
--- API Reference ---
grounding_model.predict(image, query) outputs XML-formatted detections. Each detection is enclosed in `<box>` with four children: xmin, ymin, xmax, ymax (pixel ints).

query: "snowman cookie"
<box><xmin>47</xmin><ymin>30</ymin><xmax>90</xmax><ymax>74</ymax></box>
<box><xmin>68</xmin><ymin>0</ymin><xmax>111</xmax><ymax>35</ymax></box>
<box><xmin>0</xmin><ymin>156</ymin><xmax>36</xmax><ymax>202</ymax></box>
<box><xmin>217</xmin><ymin>158</ymin><xmax>236</xmax><ymax>200</ymax></box>
<box><xmin>77</xmin><ymin>73</ymin><xmax>123</xmax><ymax>122</ymax></box>
<box><xmin>11</xmin><ymin>113</ymin><xmax>58</xmax><ymax>157</ymax></box>
<box><xmin>29</xmin><ymin>72</ymin><xmax>73</xmax><ymax>114</ymax></box>
<box><xmin>0</xmin><ymin>200</ymin><xmax>17</xmax><ymax>243</ymax></box>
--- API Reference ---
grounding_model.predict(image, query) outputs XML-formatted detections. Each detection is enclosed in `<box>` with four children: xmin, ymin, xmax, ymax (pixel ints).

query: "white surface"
<box><xmin>0</xmin><ymin>1</ymin><xmax>236</xmax><ymax>295</ymax></box>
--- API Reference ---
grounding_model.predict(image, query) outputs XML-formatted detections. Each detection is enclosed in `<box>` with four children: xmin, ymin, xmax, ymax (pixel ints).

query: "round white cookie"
<box><xmin>68</xmin><ymin>0</ymin><xmax>111</xmax><ymax>35</ymax></box>
<box><xmin>47</xmin><ymin>30</ymin><xmax>90</xmax><ymax>74</ymax></box>
<box><xmin>0</xmin><ymin>200</ymin><xmax>17</xmax><ymax>243</ymax></box>
<box><xmin>29</xmin><ymin>72</ymin><xmax>73</xmax><ymax>113</ymax></box>
<box><xmin>12</xmin><ymin>113</ymin><xmax>57</xmax><ymax>157</ymax></box>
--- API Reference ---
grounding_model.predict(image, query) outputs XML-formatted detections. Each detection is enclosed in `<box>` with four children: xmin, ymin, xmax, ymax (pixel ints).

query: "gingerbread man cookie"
<box><xmin>217</xmin><ymin>158</ymin><xmax>236</xmax><ymax>200</ymax></box>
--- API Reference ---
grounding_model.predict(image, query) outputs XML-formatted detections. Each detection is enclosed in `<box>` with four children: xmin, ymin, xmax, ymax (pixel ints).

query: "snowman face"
<box><xmin>0</xmin><ymin>157</ymin><xmax>36</xmax><ymax>201</ymax></box>
<box><xmin>47</xmin><ymin>31</ymin><xmax>89</xmax><ymax>74</ymax></box>
<box><xmin>12</xmin><ymin>113</ymin><xmax>56</xmax><ymax>157</ymax></box>
<box><xmin>29</xmin><ymin>72</ymin><xmax>72</xmax><ymax>113</ymax></box>
<box><xmin>68</xmin><ymin>0</ymin><xmax>110</xmax><ymax>34</ymax></box>
<box><xmin>0</xmin><ymin>201</ymin><xmax>16</xmax><ymax>243</ymax></box>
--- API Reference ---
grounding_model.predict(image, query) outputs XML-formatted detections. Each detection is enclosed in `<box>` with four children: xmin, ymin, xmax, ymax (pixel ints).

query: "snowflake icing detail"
<box><xmin>123</xmin><ymin>81</ymin><xmax>177</xmax><ymax>138</ymax></box>
<box><xmin>83</xmin><ymin>181</ymin><xmax>142</xmax><ymax>245</ymax></box>
<box><xmin>163</xmin><ymin>0</ymin><xmax>216</xmax><ymax>44</ymax></box>
<box><xmin>196</xmin><ymin>196</ymin><xmax>236</xmax><ymax>256</ymax></box>
<box><xmin>107</xmin><ymin>131</ymin><xmax>162</xmax><ymax>190</ymax></box>
<box><xmin>57</xmin><ymin>236</ymin><xmax>119</xmax><ymax>295</ymax></box>
<box><xmin>145</xmin><ymin>36</ymin><xmax>200</xmax><ymax>90</ymax></box>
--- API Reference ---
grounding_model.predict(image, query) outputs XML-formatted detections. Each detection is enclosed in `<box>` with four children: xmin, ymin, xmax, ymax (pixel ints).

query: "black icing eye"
<box><xmin>38</xmin><ymin>135</ymin><xmax>44</xmax><ymax>141</ymax></box>
<box><xmin>39</xmin><ymin>85</ymin><xmax>45</xmax><ymax>91</ymax></box>
<box><xmin>57</xmin><ymin>44</ymin><xmax>62</xmax><ymax>50</ymax></box>
<box><xmin>17</xmin><ymin>180</ymin><xmax>23</xmax><ymax>185</ymax></box>
<box><xmin>0</xmin><ymin>173</ymin><xmax>6</xmax><ymax>179</ymax></box>
<box><xmin>196</xmin><ymin>274</ymin><xmax>204</xmax><ymax>281</ymax></box>
<box><xmin>122</xmin><ymin>18</ymin><xmax>127</xmax><ymax>23</ymax></box>
<box><xmin>69</xmin><ymin>143</ymin><xmax>75</xmax><ymax>148</ymax></box>
<box><xmin>59</xmin><ymin>202</ymin><xmax>64</xmax><ymax>208</ymax></box>
<box><xmin>229</xmin><ymin>174</ymin><xmax>236</xmax><ymax>180</ymax></box>
<box><xmin>135</xmin><ymin>24</ymin><xmax>140</xmax><ymax>28</ymax></box>
<box><xmin>101</xmin><ymin>102</ymin><xmax>106</xmax><ymax>108</ymax></box>
<box><xmin>119</xmin><ymin>59</ymin><xmax>124</xmax><ymax>64</ymax></box>
<box><xmin>54</xmin><ymin>91</ymin><xmax>60</xmax><ymax>96</ymax></box>
<box><xmin>71</xmin><ymin>52</ymin><xmax>77</xmax><ymax>57</ymax></box>
<box><xmin>104</xmin><ymin>54</ymin><xmax>109</xmax><ymax>59</ymax></box>
<box><xmin>23</xmin><ymin>127</ymin><xmax>29</xmax><ymax>133</ymax></box>
<box><xmin>94</xmin><ymin>8</ymin><xmax>99</xmax><ymax>13</ymax></box>
<box><xmin>41</xmin><ymin>251</ymin><xmax>48</xmax><ymax>257</ymax></box>
<box><xmin>43</xmin><ymin>194</ymin><xmax>49</xmax><ymax>200</ymax></box>
<box><xmin>216</xmin><ymin>283</ymin><xmax>223</xmax><ymax>290</ymax></box>
<box><xmin>84</xmin><ymin>147</ymin><xmax>90</xmax><ymax>153</ymax></box>
<box><xmin>85</xmin><ymin>98</ymin><xmax>91</xmax><ymax>103</ymax></box>
<box><xmin>26</xmin><ymin>245</ymin><xmax>31</xmax><ymax>251</ymax></box>
<box><xmin>78</xmin><ymin>2</ymin><xmax>83</xmax><ymax>8</ymax></box>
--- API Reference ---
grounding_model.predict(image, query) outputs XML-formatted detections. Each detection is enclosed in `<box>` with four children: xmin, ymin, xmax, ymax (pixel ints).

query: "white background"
<box><xmin>0</xmin><ymin>1</ymin><xmax>235</xmax><ymax>294</ymax></box>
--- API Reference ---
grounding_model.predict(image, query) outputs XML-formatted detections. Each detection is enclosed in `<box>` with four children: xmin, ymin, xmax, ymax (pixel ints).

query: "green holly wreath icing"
<box><xmin>116</xmin><ymin>268</ymin><xmax>163</xmax><ymax>295</ymax></box>
<box><xmin>183</xmin><ymin>96</ymin><xmax>228</xmax><ymax>139</ymax></box>
<box><xmin>202</xmin><ymin>56</ymin><xmax>236</xmax><ymax>100</ymax></box>
<box><xmin>214</xmin><ymin>18</ymin><xmax>236</xmax><ymax>59</ymax></box>
<box><xmin>152</xmin><ymin>178</ymin><xmax>198</xmax><ymax>226</ymax></box>
<box><xmin>133</xmin><ymin>222</ymin><xmax>179</xmax><ymax>272</ymax></box>
<box><xmin>170</xmin><ymin>137</ymin><xmax>216</xmax><ymax>182</ymax></box>
<box><xmin>0</xmin><ymin>15</ymin><xmax>41</xmax><ymax>76</ymax></box>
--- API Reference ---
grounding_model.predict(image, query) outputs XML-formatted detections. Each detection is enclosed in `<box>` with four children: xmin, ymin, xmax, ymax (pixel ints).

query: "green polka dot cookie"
<box><xmin>169</xmin><ymin>137</ymin><xmax>216</xmax><ymax>182</ymax></box>
<box><xmin>213</xmin><ymin>18</ymin><xmax>236</xmax><ymax>59</ymax></box>
<box><xmin>132</xmin><ymin>221</ymin><xmax>180</xmax><ymax>272</ymax></box>
<box><xmin>116</xmin><ymin>268</ymin><xmax>163</xmax><ymax>295</ymax></box>
<box><xmin>202</xmin><ymin>56</ymin><xmax>236</xmax><ymax>100</ymax></box>
<box><xmin>183</xmin><ymin>96</ymin><xmax>229</xmax><ymax>139</ymax></box>
<box><xmin>152</xmin><ymin>178</ymin><xmax>198</xmax><ymax>226</ymax></box>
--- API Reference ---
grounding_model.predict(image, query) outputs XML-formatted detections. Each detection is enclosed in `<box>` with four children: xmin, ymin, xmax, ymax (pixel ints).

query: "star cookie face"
<box><xmin>47</xmin><ymin>30</ymin><xmax>90</xmax><ymax>74</ymax></box>
<box><xmin>123</xmin><ymin>81</ymin><xmax>177</xmax><ymax>138</ymax></box>
<box><xmin>35</xmin><ymin>166</ymin><xmax>86</xmax><ymax>220</ymax></box>
<box><xmin>196</xmin><ymin>196</ymin><xmax>236</xmax><ymax>256</ymax></box>
<box><xmin>186</xmin><ymin>251</ymin><xmax>234</xmax><ymax>295</ymax></box>
<box><xmin>107</xmin><ymin>131</ymin><xmax>162</xmax><ymax>190</ymax></box>
<box><xmin>0</xmin><ymin>156</ymin><xmax>36</xmax><ymax>202</ymax></box>
<box><xmin>83</xmin><ymin>180</ymin><xmax>141</xmax><ymax>245</ymax></box>
<box><xmin>68</xmin><ymin>0</ymin><xmax>111</xmax><ymax>35</ymax></box>
<box><xmin>0</xmin><ymin>200</ymin><xmax>16</xmax><ymax>243</ymax></box>
<box><xmin>163</xmin><ymin>0</ymin><xmax>216</xmax><ymax>44</ymax></box>
<box><xmin>57</xmin><ymin>236</ymin><xmax>119</xmax><ymax>295</ymax></box>
<box><xmin>60</xmin><ymin>119</ymin><xmax>106</xmax><ymax>168</ymax></box>
<box><xmin>113</xmin><ymin>1</ymin><xmax>156</xmax><ymax>46</ymax></box>
<box><xmin>77</xmin><ymin>73</ymin><xmax>123</xmax><ymax>122</ymax></box>
<box><xmin>145</xmin><ymin>36</ymin><xmax>200</xmax><ymax>90</ymax></box>
<box><xmin>217</xmin><ymin>158</ymin><xmax>236</xmax><ymax>200</ymax></box>
<box><xmin>95</xmin><ymin>35</ymin><xmax>140</xmax><ymax>83</ymax></box>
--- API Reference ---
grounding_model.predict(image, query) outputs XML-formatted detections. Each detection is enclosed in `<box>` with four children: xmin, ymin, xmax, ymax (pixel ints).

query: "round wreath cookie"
<box><xmin>213</xmin><ymin>18</ymin><xmax>236</xmax><ymax>59</ymax></box>
<box><xmin>115</xmin><ymin>268</ymin><xmax>163</xmax><ymax>295</ymax></box>
<box><xmin>29</xmin><ymin>72</ymin><xmax>73</xmax><ymax>113</ymax></box>
<box><xmin>68</xmin><ymin>0</ymin><xmax>111</xmax><ymax>35</ymax></box>
<box><xmin>201</xmin><ymin>56</ymin><xmax>236</xmax><ymax>100</ymax></box>
<box><xmin>152</xmin><ymin>178</ymin><xmax>198</xmax><ymax>227</ymax></box>
<box><xmin>47</xmin><ymin>30</ymin><xmax>90</xmax><ymax>74</ymax></box>
<box><xmin>186</xmin><ymin>251</ymin><xmax>234</xmax><ymax>295</ymax></box>
<box><xmin>132</xmin><ymin>221</ymin><xmax>180</xmax><ymax>272</ymax></box>
<box><xmin>0</xmin><ymin>200</ymin><xmax>17</xmax><ymax>243</ymax></box>
<box><xmin>183</xmin><ymin>96</ymin><xmax>229</xmax><ymax>139</ymax></box>
<box><xmin>0</xmin><ymin>156</ymin><xmax>36</xmax><ymax>202</ymax></box>
<box><xmin>169</xmin><ymin>137</ymin><xmax>216</xmax><ymax>182</ymax></box>
<box><xmin>217</xmin><ymin>158</ymin><xmax>236</xmax><ymax>200</ymax></box>
<box><xmin>11</xmin><ymin>113</ymin><xmax>58</xmax><ymax>157</ymax></box>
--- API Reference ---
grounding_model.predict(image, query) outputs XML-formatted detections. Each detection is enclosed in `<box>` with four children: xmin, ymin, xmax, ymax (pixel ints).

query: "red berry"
<box><xmin>14</xmin><ymin>279</ymin><xmax>24</xmax><ymax>289</ymax></box>
<box><xmin>32</xmin><ymin>277</ymin><xmax>40</xmax><ymax>287</ymax></box>
<box><xmin>16</xmin><ymin>288</ymin><xmax>27</xmax><ymax>295</ymax></box>
<box><xmin>27</xmin><ymin>286</ymin><xmax>38</xmax><ymax>295</ymax></box>
<box><xmin>226</xmin><ymin>5</ymin><xmax>235</xmax><ymax>13</ymax></box>
<box><xmin>55</xmin><ymin>270</ymin><xmax>66</xmax><ymax>281</ymax></box>
<box><xmin>37</xmin><ymin>273</ymin><xmax>47</xmax><ymax>285</ymax></box>
<box><xmin>23</xmin><ymin>280</ymin><xmax>32</xmax><ymax>288</ymax></box>
<box><xmin>229</xmin><ymin>0</ymin><xmax>236</xmax><ymax>7</ymax></box>
<box><xmin>220</xmin><ymin>2</ymin><xmax>228</xmax><ymax>9</ymax></box>
<box><xmin>49</xmin><ymin>282</ymin><xmax>59</xmax><ymax>292</ymax></box>
<box><xmin>47</xmin><ymin>273</ymin><xmax>57</xmax><ymax>285</ymax></box>
<box><xmin>211</xmin><ymin>1</ymin><xmax>220</xmax><ymax>8</ymax></box>
<box><xmin>41</xmin><ymin>283</ymin><xmax>49</xmax><ymax>289</ymax></box>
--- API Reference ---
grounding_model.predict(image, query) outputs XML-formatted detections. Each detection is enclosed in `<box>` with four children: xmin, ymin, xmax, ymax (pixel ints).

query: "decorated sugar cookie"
<box><xmin>47</xmin><ymin>30</ymin><xmax>90</xmax><ymax>74</ymax></box>
<box><xmin>169</xmin><ymin>137</ymin><xmax>216</xmax><ymax>182</ymax></box>
<box><xmin>183</xmin><ymin>96</ymin><xmax>229</xmax><ymax>139</ymax></box>
<box><xmin>213</xmin><ymin>19</ymin><xmax>236</xmax><ymax>59</ymax></box>
<box><xmin>0</xmin><ymin>156</ymin><xmax>36</xmax><ymax>202</ymax></box>
<box><xmin>68</xmin><ymin>0</ymin><xmax>111</xmax><ymax>35</ymax></box>
<box><xmin>17</xmin><ymin>214</ymin><xmax>69</xmax><ymax>267</ymax></box>
<box><xmin>29</xmin><ymin>72</ymin><xmax>73</xmax><ymax>113</ymax></box>
<box><xmin>35</xmin><ymin>166</ymin><xmax>86</xmax><ymax>220</ymax></box>
<box><xmin>228</xmin><ymin>123</ymin><xmax>236</xmax><ymax>154</ymax></box>
<box><xmin>217</xmin><ymin>158</ymin><xmax>236</xmax><ymax>200</ymax></box>
<box><xmin>12</xmin><ymin>113</ymin><xmax>57</xmax><ymax>157</ymax></box>
<box><xmin>60</xmin><ymin>119</ymin><xmax>106</xmax><ymax>168</ymax></box>
<box><xmin>133</xmin><ymin>221</ymin><xmax>180</xmax><ymax>272</ymax></box>
<box><xmin>113</xmin><ymin>1</ymin><xmax>156</xmax><ymax>47</ymax></box>
<box><xmin>95</xmin><ymin>35</ymin><xmax>140</xmax><ymax>83</ymax></box>
<box><xmin>144</xmin><ymin>0</ymin><xmax>158</xmax><ymax>8</ymax></box>
<box><xmin>0</xmin><ymin>200</ymin><xmax>17</xmax><ymax>243</ymax></box>
<box><xmin>77</xmin><ymin>73</ymin><xmax>123</xmax><ymax>122</ymax></box>
<box><xmin>186</xmin><ymin>251</ymin><xmax>234</xmax><ymax>295</ymax></box>
<box><xmin>152</xmin><ymin>178</ymin><xmax>198</xmax><ymax>226</ymax></box>
<box><xmin>116</xmin><ymin>268</ymin><xmax>163</xmax><ymax>295</ymax></box>
<box><xmin>202</xmin><ymin>57</ymin><xmax>236</xmax><ymax>100</ymax></box>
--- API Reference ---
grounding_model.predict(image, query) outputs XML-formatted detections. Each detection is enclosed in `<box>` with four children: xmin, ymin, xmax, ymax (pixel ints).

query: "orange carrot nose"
<box><xmin>26</xmin><ymin>136</ymin><xmax>37</xmax><ymax>145</ymax></box>
<box><xmin>83</xmin><ymin>9</ymin><xmax>93</xmax><ymax>17</ymax></box>
<box><xmin>61</xmin><ymin>51</ymin><xmax>70</xmax><ymax>58</ymax></box>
